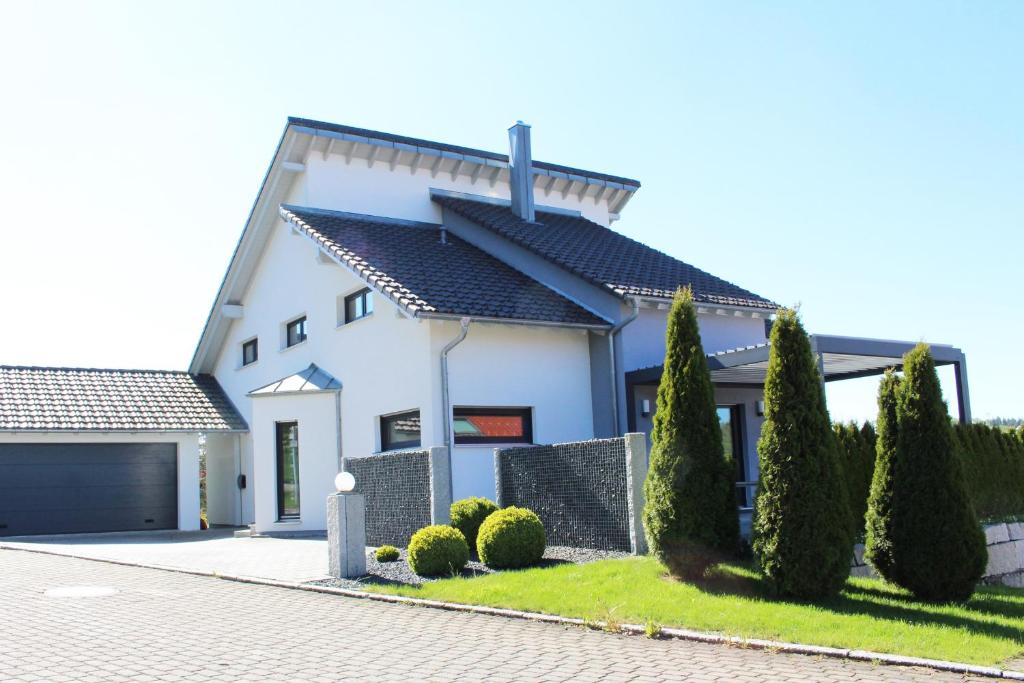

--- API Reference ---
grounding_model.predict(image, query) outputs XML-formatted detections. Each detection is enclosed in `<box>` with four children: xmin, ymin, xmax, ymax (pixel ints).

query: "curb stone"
<box><xmin>2</xmin><ymin>543</ymin><xmax>1021</xmax><ymax>680</ymax></box>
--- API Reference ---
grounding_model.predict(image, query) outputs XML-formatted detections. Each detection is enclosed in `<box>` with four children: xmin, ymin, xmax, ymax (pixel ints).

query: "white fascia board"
<box><xmin>188</xmin><ymin>127</ymin><xmax>302</xmax><ymax>374</ymax></box>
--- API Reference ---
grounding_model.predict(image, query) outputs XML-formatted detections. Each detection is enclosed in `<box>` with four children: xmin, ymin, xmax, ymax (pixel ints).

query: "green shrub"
<box><xmin>642</xmin><ymin>288</ymin><xmax>739</xmax><ymax>578</ymax></box>
<box><xmin>450</xmin><ymin>497</ymin><xmax>498</xmax><ymax>550</ymax></box>
<box><xmin>374</xmin><ymin>545</ymin><xmax>400</xmax><ymax>562</ymax></box>
<box><xmin>833</xmin><ymin>421</ymin><xmax>878</xmax><ymax>538</ymax></box>
<box><xmin>752</xmin><ymin>308</ymin><xmax>853</xmax><ymax>599</ymax></box>
<box><xmin>407</xmin><ymin>525</ymin><xmax>469</xmax><ymax>576</ymax></box>
<box><xmin>865</xmin><ymin>345</ymin><xmax>986</xmax><ymax>602</ymax></box>
<box><xmin>477</xmin><ymin>506</ymin><xmax>546</xmax><ymax>569</ymax></box>
<box><xmin>954</xmin><ymin>423</ymin><xmax>1024</xmax><ymax>521</ymax></box>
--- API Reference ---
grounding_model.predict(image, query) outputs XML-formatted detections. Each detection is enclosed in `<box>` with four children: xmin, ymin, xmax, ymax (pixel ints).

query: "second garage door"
<box><xmin>0</xmin><ymin>443</ymin><xmax>178</xmax><ymax>537</ymax></box>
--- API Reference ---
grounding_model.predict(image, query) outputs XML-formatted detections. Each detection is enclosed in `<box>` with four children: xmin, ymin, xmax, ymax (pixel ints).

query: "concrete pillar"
<box><xmin>428</xmin><ymin>446</ymin><xmax>452</xmax><ymax>524</ymax></box>
<box><xmin>326</xmin><ymin>492</ymin><xmax>366</xmax><ymax>579</ymax></box>
<box><xmin>624</xmin><ymin>432</ymin><xmax>649</xmax><ymax>555</ymax></box>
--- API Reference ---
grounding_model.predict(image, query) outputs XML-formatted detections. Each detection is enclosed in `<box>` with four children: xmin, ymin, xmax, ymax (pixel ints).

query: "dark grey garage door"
<box><xmin>0</xmin><ymin>443</ymin><xmax>178</xmax><ymax>537</ymax></box>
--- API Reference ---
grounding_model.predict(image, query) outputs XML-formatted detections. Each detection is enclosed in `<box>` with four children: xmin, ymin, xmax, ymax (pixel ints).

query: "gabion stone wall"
<box><xmin>496</xmin><ymin>438</ymin><xmax>632</xmax><ymax>551</ymax></box>
<box><xmin>346</xmin><ymin>450</ymin><xmax>431</xmax><ymax>547</ymax></box>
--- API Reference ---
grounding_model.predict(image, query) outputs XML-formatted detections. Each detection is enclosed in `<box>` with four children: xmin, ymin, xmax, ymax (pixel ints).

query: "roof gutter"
<box><xmin>609</xmin><ymin>297</ymin><xmax>641</xmax><ymax>435</ymax></box>
<box><xmin>419</xmin><ymin>311</ymin><xmax>610</xmax><ymax>331</ymax></box>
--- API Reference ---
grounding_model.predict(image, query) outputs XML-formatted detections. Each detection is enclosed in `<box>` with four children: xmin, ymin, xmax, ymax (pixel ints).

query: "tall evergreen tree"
<box><xmin>864</xmin><ymin>344</ymin><xmax>986</xmax><ymax>602</ymax></box>
<box><xmin>752</xmin><ymin>309</ymin><xmax>853</xmax><ymax>599</ymax></box>
<box><xmin>864</xmin><ymin>371</ymin><xmax>902</xmax><ymax>580</ymax></box>
<box><xmin>642</xmin><ymin>288</ymin><xmax>739</xmax><ymax>577</ymax></box>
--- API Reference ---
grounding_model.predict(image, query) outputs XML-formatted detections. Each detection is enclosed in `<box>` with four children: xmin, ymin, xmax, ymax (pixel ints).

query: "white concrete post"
<box><xmin>428</xmin><ymin>446</ymin><xmax>452</xmax><ymax>524</ymax></box>
<box><xmin>326</xmin><ymin>492</ymin><xmax>366</xmax><ymax>579</ymax></box>
<box><xmin>623</xmin><ymin>433</ymin><xmax>649</xmax><ymax>555</ymax></box>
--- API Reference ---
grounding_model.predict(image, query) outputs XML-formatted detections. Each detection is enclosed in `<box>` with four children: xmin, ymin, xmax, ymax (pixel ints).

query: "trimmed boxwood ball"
<box><xmin>477</xmin><ymin>507</ymin><xmax>546</xmax><ymax>569</ymax></box>
<box><xmin>407</xmin><ymin>525</ymin><xmax>469</xmax><ymax>577</ymax></box>
<box><xmin>450</xmin><ymin>496</ymin><xmax>499</xmax><ymax>550</ymax></box>
<box><xmin>374</xmin><ymin>545</ymin><xmax>400</xmax><ymax>562</ymax></box>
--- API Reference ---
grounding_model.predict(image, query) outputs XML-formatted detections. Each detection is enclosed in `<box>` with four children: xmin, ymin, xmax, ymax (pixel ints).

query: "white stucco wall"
<box><xmin>620</xmin><ymin>308</ymin><xmax>768</xmax><ymax>374</ymax></box>
<box><xmin>430</xmin><ymin>320</ymin><xmax>596</xmax><ymax>501</ymax></box>
<box><xmin>287</xmin><ymin>153</ymin><xmax>613</xmax><ymax>227</ymax></box>
<box><xmin>204</xmin><ymin>432</ymin><xmax>243</xmax><ymax>526</ymax></box>
<box><xmin>250</xmin><ymin>391</ymin><xmax>341</xmax><ymax>533</ymax></box>
<box><xmin>0</xmin><ymin>431</ymin><xmax>202</xmax><ymax>531</ymax></box>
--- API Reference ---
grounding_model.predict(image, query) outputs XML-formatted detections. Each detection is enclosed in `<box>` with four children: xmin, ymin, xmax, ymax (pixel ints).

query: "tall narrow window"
<box><xmin>380</xmin><ymin>410</ymin><xmax>421</xmax><ymax>451</ymax></box>
<box><xmin>453</xmin><ymin>407</ymin><xmax>532</xmax><ymax>445</ymax></box>
<box><xmin>285</xmin><ymin>316</ymin><xmax>307</xmax><ymax>347</ymax></box>
<box><xmin>241</xmin><ymin>338</ymin><xmax>258</xmax><ymax>366</ymax></box>
<box><xmin>717</xmin><ymin>405</ymin><xmax>748</xmax><ymax>507</ymax></box>
<box><xmin>276</xmin><ymin>421</ymin><xmax>300</xmax><ymax>519</ymax></box>
<box><xmin>344</xmin><ymin>288</ymin><xmax>373</xmax><ymax>324</ymax></box>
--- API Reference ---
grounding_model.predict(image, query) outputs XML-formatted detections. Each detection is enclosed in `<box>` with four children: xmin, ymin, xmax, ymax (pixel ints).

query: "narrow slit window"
<box><xmin>276</xmin><ymin>421</ymin><xmax>301</xmax><ymax>520</ymax></box>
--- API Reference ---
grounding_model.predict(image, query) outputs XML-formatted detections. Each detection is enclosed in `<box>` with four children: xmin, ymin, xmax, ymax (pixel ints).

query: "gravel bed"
<box><xmin>307</xmin><ymin>545</ymin><xmax>628</xmax><ymax>590</ymax></box>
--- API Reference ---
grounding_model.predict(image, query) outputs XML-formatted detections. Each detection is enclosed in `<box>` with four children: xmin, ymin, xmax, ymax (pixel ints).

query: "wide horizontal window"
<box><xmin>380</xmin><ymin>410</ymin><xmax>421</xmax><ymax>451</ymax></box>
<box><xmin>285</xmin><ymin>316</ymin><xmax>307</xmax><ymax>348</ymax></box>
<box><xmin>453</xmin><ymin>407</ymin><xmax>532</xmax><ymax>445</ymax></box>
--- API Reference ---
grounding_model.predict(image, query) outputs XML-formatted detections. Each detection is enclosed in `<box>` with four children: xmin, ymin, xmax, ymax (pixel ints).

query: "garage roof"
<box><xmin>0</xmin><ymin>366</ymin><xmax>248</xmax><ymax>432</ymax></box>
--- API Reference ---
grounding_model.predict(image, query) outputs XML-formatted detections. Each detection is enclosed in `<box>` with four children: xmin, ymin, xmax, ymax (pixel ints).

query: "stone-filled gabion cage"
<box><xmin>494</xmin><ymin>434</ymin><xmax>647</xmax><ymax>553</ymax></box>
<box><xmin>344</xmin><ymin>447</ymin><xmax>451</xmax><ymax>547</ymax></box>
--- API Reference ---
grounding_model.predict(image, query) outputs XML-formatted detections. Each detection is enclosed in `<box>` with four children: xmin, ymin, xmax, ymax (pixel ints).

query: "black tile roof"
<box><xmin>279</xmin><ymin>206</ymin><xmax>609</xmax><ymax>327</ymax></box>
<box><xmin>0</xmin><ymin>367</ymin><xmax>248</xmax><ymax>432</ymax></box>
<box><xmin>287</xmin><ymin>118</ymin><xmax>641</xmax><ymax>189</ymax></box>
<box><xmin>434</xmin><ymin>196</ymin><xmax>778</xmax><ymax>311</ymax></box>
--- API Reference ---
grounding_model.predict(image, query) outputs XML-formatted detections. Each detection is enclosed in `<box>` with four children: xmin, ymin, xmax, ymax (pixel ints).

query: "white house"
<box><xmin>0</xmin><ymin>118</ymin><xmax>973</xmax><ymax>537</ymax></box>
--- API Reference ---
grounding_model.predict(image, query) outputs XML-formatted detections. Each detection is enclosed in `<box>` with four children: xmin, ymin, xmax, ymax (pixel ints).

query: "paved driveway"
<box><xmin>1</xmin><ymin>549</ymin><xmax>983</xmax><ymax>682</ymax></box>
<box><xmin>0</xmin><ymin>529</ymin><xmax>329</xmax><ymax>582</ymax></box>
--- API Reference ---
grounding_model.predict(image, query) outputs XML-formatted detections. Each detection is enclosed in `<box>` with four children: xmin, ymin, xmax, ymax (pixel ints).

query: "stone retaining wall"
<box><xmin>494</xmin><ymin>434</ymin><xmax>648</xmax><ymax>553</ymax></box>
<box><xmin>851</xmin><ymin>521</ymin><xmax>1024</xmax><ymax>587</ymax></box>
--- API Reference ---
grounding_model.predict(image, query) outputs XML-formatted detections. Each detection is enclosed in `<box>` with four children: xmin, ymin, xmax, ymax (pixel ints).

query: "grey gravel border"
<box><xmin>2</xmin><ymin>543</ymin><xmax>1020</xmax><ymax>681</ymax></box>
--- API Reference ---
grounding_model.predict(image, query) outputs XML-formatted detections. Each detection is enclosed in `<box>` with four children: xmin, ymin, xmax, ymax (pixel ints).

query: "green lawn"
<box><xmin>367</xmin><ymin>557</ymin><xmax>1024</xmax><ymax>667</ymax></box>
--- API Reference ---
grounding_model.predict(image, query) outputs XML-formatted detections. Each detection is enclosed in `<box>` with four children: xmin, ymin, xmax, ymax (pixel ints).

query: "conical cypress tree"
<box><xmin>864</xmin><ymin>371</ymin><xmax>902</xmax><ymax>580</ymax></box>
<box><xmin>865</xmin><ymin>344</ymin><xmax>986</xmax><ymax>602</ymax></box>
<box><xmin>752</xmin><ymin>309</ymin><xmax>853</xmax><ymax>599</ymax></box>
<box><xmin>642</xmin><ymin>287</ymin><xmax>740</xmax><ymax>577</ymax></box>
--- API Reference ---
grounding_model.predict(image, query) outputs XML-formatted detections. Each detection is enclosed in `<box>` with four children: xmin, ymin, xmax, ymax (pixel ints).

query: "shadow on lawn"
<box><xmin>686</xmin><ymin>563</ymin><xmax>1024</xmax><ymax>646</ymax></box>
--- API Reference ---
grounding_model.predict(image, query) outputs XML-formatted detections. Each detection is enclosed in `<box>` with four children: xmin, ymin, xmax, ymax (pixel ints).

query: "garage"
<box><xmin>0</xmin><ymin>366</ymin><xmax>247</xmax><ymax>536</ymax></box>
<box><xmin>0</xmin><ymin>443</ymin><xmax>179</xmax><ymax>537</ymax></box>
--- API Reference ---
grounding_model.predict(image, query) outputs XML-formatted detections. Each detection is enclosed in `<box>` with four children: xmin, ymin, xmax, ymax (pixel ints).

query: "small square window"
<box><xmin>241</xmin><ymin>338</ymin><xmax>258</xmax><ymax>366</ymax></box>
<box><xmin>286</xmin><ymin>317</ymin><xmax>307</xmax><ymax>347</ymax></box>
<box><xmin>453</xmin><ymin>407</ymin><xmax>532</xmax><ymax>445</ymax></box>
<box><xmin>380</xmin><ymin>410</ymin><xmax>421</xmax><ymax>451</ymax></box>
<box><xmin>344</xmin><ymin>288</ymin><xmax>373</xmax><ymax>324</ymax></box>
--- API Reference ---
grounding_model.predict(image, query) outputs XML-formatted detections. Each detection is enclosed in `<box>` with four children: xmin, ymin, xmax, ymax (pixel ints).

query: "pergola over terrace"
<box><xmin>626</xmin><ymin>334</ymin><xmax>971</xmax><ymax>423</ymax></box>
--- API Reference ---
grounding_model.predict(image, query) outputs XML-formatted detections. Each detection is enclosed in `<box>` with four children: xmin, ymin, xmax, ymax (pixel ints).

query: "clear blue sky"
<box><xmin>1</xmin><ymin>1</ymin><xmax>1020</xmax><ymax>423</ymax></box>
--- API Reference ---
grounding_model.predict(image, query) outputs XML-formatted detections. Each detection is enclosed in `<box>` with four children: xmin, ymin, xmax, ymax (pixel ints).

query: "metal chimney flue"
<box><xmin>508</xmin><ymin>121</ymin><xmax>535</xmax><ymax>222</ymax></box>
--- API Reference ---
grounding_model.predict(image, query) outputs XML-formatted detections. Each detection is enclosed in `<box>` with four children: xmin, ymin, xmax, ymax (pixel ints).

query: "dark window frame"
<box><xmin>285</xmin><ymin>316</ymin><xmax>307</xmax><ymax>348</ymax></box>
<box><xmin>241</xmin><ymin>338</ymin><xmax>258</xmax><ymax>366</ymax></box>
<box><xmin>453</xmin><ymin>407</ymin><xmax>533</xmax><ymax>445</ymax></box>
<box><xmin>343</xmin><ymin>288</ymin><xmax>374</xmax><ymax>324</ymax></box>
<box><xmin>380</xmin><ymin>409</ymin><xmax>421</xmax><ymax>451</ymax></box>
<box><xmin>275</xmin><ymin>421</ymin><xmax>301</xmax><ymax>520</ymax></box>
<box><xmin>717</xmin><ymin>404</ymin><xmax>748</xmax><ymax>507</ymax></box>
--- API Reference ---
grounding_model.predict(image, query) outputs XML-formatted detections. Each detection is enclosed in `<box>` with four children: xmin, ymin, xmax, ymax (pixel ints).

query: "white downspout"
<box><xmin>441</xmin><ymin>317</ymin><xmax>471</xmax><ymax>493</ymax></box>
<box><xmin>609</xmin><ymin>297</ymin><xmax>640</xmax><ymax>435</ymax></box>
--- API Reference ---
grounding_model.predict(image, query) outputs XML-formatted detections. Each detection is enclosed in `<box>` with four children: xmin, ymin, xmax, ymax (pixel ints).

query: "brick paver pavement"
<box><xmin>1</xmin><ymin>549</ymin><xmax>983</xmax><ymax>682</ymax></box>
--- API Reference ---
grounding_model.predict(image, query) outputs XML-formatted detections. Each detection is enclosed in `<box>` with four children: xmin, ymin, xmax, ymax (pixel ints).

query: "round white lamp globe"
<box><xmin>334</xmin><ymin>471</ymin><xmax>356</xmax><ymax>493</ymax></box>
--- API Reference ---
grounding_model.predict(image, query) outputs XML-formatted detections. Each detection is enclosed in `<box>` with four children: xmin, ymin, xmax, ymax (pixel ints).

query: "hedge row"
<box><xmin>834</xmin><ymin>421</ymin><xmax>1024</xmax><ymax>526</ymax></box>
<box><xmin>953</xmin><ymin>423</ymin><xmax>1024</xmax><ymax>521</ymax></box>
